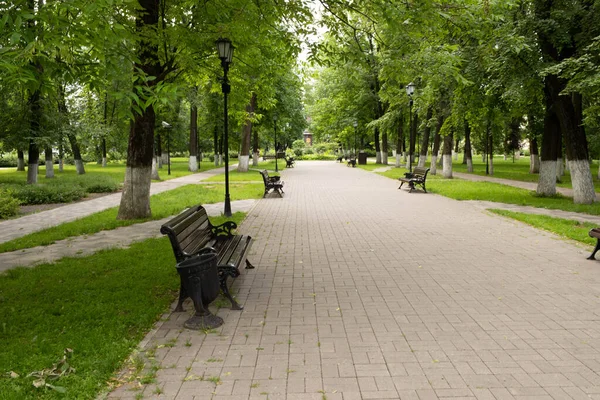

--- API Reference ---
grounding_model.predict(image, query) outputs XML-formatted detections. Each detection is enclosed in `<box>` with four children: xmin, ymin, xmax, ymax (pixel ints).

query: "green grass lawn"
<box><xmin>0</xmin><ymin>183</ymin><xmax>263</xmax><ymax>254</ymax></box>
<box><xmin>0</xmin><ymin>212</ymin><xmax>245</xmax><ymax>400</ymax></box>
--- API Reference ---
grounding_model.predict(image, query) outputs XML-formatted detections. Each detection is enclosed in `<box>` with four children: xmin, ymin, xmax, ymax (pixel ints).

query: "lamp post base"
<box><xmin>224</xmin><ymin>195</ymin><xmax>232</xmax><ymax>217</ymax></box>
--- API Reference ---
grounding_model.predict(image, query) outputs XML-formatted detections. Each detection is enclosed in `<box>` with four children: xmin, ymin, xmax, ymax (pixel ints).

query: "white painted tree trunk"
<box><xmin>515</xmin><ymin>151</ymin><xmax>520</xmax><ymax>160</ymax></box>
<box><xmin>382</xmin><ymin>152</ymin><xmax>388</xmax><ymax>165</ymax></box>
<box><xmin>27</xmin><ymin>163</ymin><xmax>38</xmax><ymax>184</ymax></box>
<box><xmin>403</xmin><ymin>151</ymin><xmax>407</xmax><ymax>163</ymax></box>
<box><xmin>214</xmin><ymin>154</ymin><xmax>219</xmax><ymax>166</ymax></box>
<box><xmin>405</xmin><ymin>156</ymin><xmax>411</xmax><ymax>170</ymax></box>
<box><xmin>530</xmin><ymin>154</ymin><xmax>540</xmax><ymax>174</ymax></box>
<box><xmin>556</xmin><ymin>157</ymin><xmax>564</xmax><ymax>178</ymax></box>
<box><xmin>565</xmin><ymin>156</ymin><xmax>569</xmax><ymax>172</ymax></box>
<box><xmin>252</xmin><ymin>152</ymin><xmax>258</xmax><ymax>167</ymax></box>
<box><xmin>75</xmin><ymin>159</ymin><xmax>85</xmax><ymax>175</ymax></box>
<box><xmin>569</xmin><ymin>159</ymin><xmax>596</xmax><ymax>204</ymax></box>
<box><xmin>467</xmin><ymin>158</ymin><xmax>473</xmax><ymax>173</ymax></box>
<box><xmin>118</xmin><ymin>166</ymin><xmax>152</xmax><ymax>219</ymax></box>
<box><xmin>376</xmin><ymin>151</ymin><xmax>382</xmax><ymax>164</ymax></box>
<box><xmin>443</xmin><ymin>154</ymin><xmax>453</xmax><ymax>178</ymax></box>
<box><xmin>418</xmin><ymin>154</ymin><xmax>426</xmax><ymax>167</ymax></box>
<box><xmin>430</xmin><ymin>155</ymin><xmax>438</xmax><ymax>175</ymax></box>
<box><xmin>489</xmin><ymin>156</ymin><xmax>494</xmax><ymax>175</ymax></box>
<box><xmin>537</xmin><ymin>160</ymin><xmax>557</xmax><ymax>196</ymax></box>
<box><xmin>395</xmin><ymin>153</ymin><xmax>401</xmax><ymax>168</ymax></box>
<box><xmin>482</xmin><ymin>154</ymin><xmax>486</xmax><ymax>163</ymax></box>
<box><xmin>237</xmin><ymin>155</ymin><xmax>250</xmax><ymax>172</ymax></box>
<box><xmin>102</xmin><ymin>157</ymin><xmax>107</xmax><ymax>167</ymax></box>
<box><xmin>58</xmin><ymin>158</ymin><xmax>64</xmax><ymax>172</ymax></box>
<box><xmin>453</xmin><ymin>151</ymin><xmax>458</xmax><ymax>161</ymax></box>
<box><xmin>503</xmin><ymin>154</ymin><xmax>507</xmax><ymax>161</ymax></box>
<box><xmin>161</xmin><ymin>151</ymin><xmax>168</xmax><ymax>166</ymax></box>
<box><xmin>151</xmin><ymin>156</ymin><xmax>160</xmax><ymax>180</ymax></box>
<box><xmin>45</xmin><ymin>160</ymin><xmax>54</xmax><ymax>178</ymax></box>
<box><xmin>188</xmin><ymin>155</ymin><xmax>198</xmax><ymax>172</ymax></box>
<box><xmin>17</xmin><ymin>158</ymin><xmax>25</xmax><ymax>171</ymax></box>
<box><xmin>597</xmin><ymin>161</ymin><xmax>600</xmax><ymax>179</ymax></box>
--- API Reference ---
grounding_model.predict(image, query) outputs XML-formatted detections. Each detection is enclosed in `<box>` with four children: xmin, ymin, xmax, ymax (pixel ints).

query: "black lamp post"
<box><xmin>162</xmin><ymin>121</ymin><xmax>172</xmax><ymax>175</ymax></box>
<box><xmin>405</xmin><ymin>82</ymin><xmax>415</xmax><ymax>173</ymax></box>
<box><xmin>216</xmin><ymin>38</ymin><xmax>234</xmax><ymax>217</ymax></box>
<box><xmin>273</xmin><ymin>114</ymin><xmax>278</xmax><ymax>172</ymax></box>
<box><xmin>353</xmin><ymin>121</ymin><xmax>358</xmax><ymax>158</ymax></box>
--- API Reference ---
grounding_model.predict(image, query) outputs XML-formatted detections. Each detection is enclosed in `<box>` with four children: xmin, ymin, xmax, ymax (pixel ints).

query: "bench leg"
<box><xmin>588</xmin><ymin>238</ymin><xmax>600</xmax><ymax>260</ymax></box>
<box><xmin>175</xmin><ymin>280</ymin><xmax>187</xmax><ymax>312</ymax></box>
<box><xmin>263</xmin><ymin>188</ymin><xmax>269</xmax><ymax>198</ymax></box>
<box><xmin>398</xmin><ymin>182</ymin><xmax>404</xmax><ymax>190</ymax></box>
<box><xmin>219</xmin><ymin>267</ymin><xmax>243</xmax><ymax>310</ymax></box>
<box><xmin>408</xmin><ymin>182</ymin><xmax>415</xmax><ymax>193</ymax></box>
<box><xmin>245</xmin><ymin>259</ymin><xmax>256</xmax><ymax>269</ymax></box>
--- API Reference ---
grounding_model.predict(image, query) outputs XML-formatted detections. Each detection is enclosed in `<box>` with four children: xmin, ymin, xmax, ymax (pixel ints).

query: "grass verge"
<box><xmin>0</xmin><ymin>183</ymin><xmax>262</xmax><ymax>254</ymax></box>
<box><xmin>0</xmin><ymin>213</ymin><xmax>246</xmax><ymax>399</ymax></box>
<box><xmin>488</xmin><ymin>209</ymin><xmax>596</xmax><ymax>249</ymax></box>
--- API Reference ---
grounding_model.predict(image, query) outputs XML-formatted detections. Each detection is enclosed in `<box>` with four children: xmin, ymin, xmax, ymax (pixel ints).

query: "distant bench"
<box><xmin>260</xmin><ymin>170</ymin><xmax>284</xmax><ymax>198</ymax></box>
<box><xmin>398</xmin><ymin>166</ymin><xmax>430</xmax><ymax>193</ymax></box>
<box><xmin>588</xmin><ymin>228</ymin><xmax>600</xmax><ymax>260</ymax></box>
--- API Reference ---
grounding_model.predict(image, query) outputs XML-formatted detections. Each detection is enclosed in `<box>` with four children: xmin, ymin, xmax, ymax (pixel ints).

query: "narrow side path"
<box><xmin>0</xmin><ymin>200</ymin><xmax>257</xmax><ymax>274</ymax></box>
<box><xmin>0</xmin><ymin>166</ymin><xmax>232</xmax><ymax>244</ymax></box>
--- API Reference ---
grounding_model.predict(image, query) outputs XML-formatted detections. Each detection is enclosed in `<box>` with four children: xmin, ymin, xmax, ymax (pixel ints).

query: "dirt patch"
<box><xmin>18</xmin><ymin>192</ymin><xmax>119</xmax><ymax>216</ymax></box>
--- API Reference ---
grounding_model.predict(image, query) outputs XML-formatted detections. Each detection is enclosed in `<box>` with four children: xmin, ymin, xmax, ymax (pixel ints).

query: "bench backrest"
<box><xmin>412</xmin><ymin>166</ymin><xmax>429</xmax><ymax>178</ymax></box>
<box><xmin>160</xmin><ymin>205</ymin><xmax>213</xmax><ymax>262</ymax></box>
<box><xmin>260</xmin><ymin>170</ymin><xmax>270</xmax><ymax>185</ymax></box>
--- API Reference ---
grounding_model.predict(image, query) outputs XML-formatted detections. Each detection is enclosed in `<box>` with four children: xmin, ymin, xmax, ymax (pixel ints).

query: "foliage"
<box><xmin>0</xmin><ymin>188</ymin><xmax>20</xmax><ymax>218</ymax></box>
<box><xmin>11</xmin><ymin>183</ymin><xmax>86</xmax><ymax>205</ymax></box>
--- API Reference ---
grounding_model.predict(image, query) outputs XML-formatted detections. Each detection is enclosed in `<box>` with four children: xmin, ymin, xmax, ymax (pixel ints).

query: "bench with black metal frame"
<box><xmin>160</xmin><ymin>205</ymin><xmax>255</xmax><ymax>311</ymax></box>
<box><xmin>259</xmin><ymin>169</ymin><xmax>284</xmax><ymax>197</ymax></box>
<box><xmin>347</xmin><ymin>158</ymin><xmax>356</xmax><ymax>167</ymax></box>
<box><xmin>587</xmin><ymin>228</ymin><xmax>600</xmax><ymax>260</ymax></box>
<box><xmin>285</xmin><ymin>157</ymin><xmax>295</xmax><ymax>168</ymax></box>
<box><xmin>398</xmin><ymin>166</ymin><xmax>430</xmax><ymax>193</ymax></box>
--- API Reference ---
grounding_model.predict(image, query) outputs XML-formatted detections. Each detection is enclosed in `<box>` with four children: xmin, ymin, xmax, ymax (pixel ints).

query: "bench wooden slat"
<box><xmin>398</xmin><ymin>167</ymin><xmax>430</xmax><ymax>193</ymax></box>
<box><xmin>260</xmin><ymin>170</ymin><xmax>285</xmax><ymax>197</ymax></box>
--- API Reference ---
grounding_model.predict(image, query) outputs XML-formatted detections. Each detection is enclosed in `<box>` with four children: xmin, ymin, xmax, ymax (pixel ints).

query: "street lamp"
<box><xmin>162</xmin><ymin>121</ymin><xmax>172</xmax><ymax>175</ymax></box>
<box><xmin>353</xmin><ymin>121</ymin><xmax>358</xmax><ymax>159</ymax></box>
<box><xmin>216</xmin><ymin>38</ymin><xmax>234</xmax><ymax>217</ymax></box>
<box><xmin>405</xmin><ymin>82</ymin><xmax>415</xmax><ymax>173</ymax></box>
<box><xmin>273</xmin><ymin>114</ymin><xmax>278</xmax><ymax>172</ymax></box>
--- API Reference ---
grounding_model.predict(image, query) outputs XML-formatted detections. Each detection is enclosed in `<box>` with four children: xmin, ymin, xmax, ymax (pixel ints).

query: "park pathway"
<box><xmin>106</xmin><ymin>161</ymin><xmax>600</xmax><ymax>400</ymax></box>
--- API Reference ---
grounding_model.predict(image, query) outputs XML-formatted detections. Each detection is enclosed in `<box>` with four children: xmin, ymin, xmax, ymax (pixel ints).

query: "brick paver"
<box><xmin>105</xmin><ymin>161</ymin><xmax>600</xmax><ymax>400</ymax></box>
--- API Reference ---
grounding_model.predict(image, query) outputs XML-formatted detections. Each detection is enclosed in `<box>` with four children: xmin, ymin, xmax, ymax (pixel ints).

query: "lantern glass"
<box><xmin>405</xmin><ymin>82</ymin><xmax>415</xmax><ymax>96</ymax></box>
<box><xmin>216</xmin><ymin>38</ymin><xmax>232</xmax><ymax>60</ymax></box>
<box><xmin>353</xmin><ymin>121</ymin><xmax>358</xmax><ymax>128</ymax></box>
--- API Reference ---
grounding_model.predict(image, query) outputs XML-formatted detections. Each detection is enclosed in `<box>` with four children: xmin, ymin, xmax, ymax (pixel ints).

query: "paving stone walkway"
<box><xmin>96</xmin><ymin>161</ymin><xmax>600</xmax><ymax>400</ymax></box>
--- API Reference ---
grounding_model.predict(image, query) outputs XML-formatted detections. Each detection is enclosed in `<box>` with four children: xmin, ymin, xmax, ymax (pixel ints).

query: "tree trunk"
<box><xmin>118</xmin><ymin>0</ymin><xmax>162</xmax><ymax>220</ymax></box>
<box><xmin>238</xmin><ymin>93</ymin><xmax>256</xmax><ymax>172</ymax></box>
<box><xmin>189</xmin><ymin>104</ymin><xmax>198</xmax><ymax>172</ymax></box>
<box><xmin>396</xmin><ymin>116</ymin><xmax>404</xmax><ymax>167</ymax></box>
<box><xmin>537</xmin><ymin>85</ymin><xmax>559</xmax><ymax>196</ymax></box>
<box><xmin>58</xmin><ymin>84</ymin><xmax>85</xmax><ymax>175</ymax></box>
<box><xmin>463</xmin><ymin>120</ymin><xmax>473</xmax><ymax>172</ymax></box>
<box><xmin>252</xmin><ymin>118</ymin><xmax>259</xmax><ymax>167</ymax></box>
<box><xmin>418</xmin><ymin>107</ymin><xmax>432</xmax><ymax>167</ymax></box>
<box><xmin>17</xmin><ymin>150</ymin><xmax>25</xmax><ymax>171</ymax></box>
<box><xmin>529</xmin><ymin>137</ymin><xmax>540</xmax><ymax>174</ymax></box>
<box><xmin>442</xmin><ymin>129</ymin><xmax>453</xmax><ymax>179</ymax></box>
<box><xmin>430</xmin><ymin>115</ymin><xmax>444</xmax><ymax>175</ymax></box>
<box><xmin>27</xmin><ymin>88</ymin><xmax>41</xmax><ymax>184</ymax></box>
<box><xmin>58</xmin><ymin>143</ymin><xmax>64</xmax><ymax>172</ymax></box>
<box><xmin>382</xmin><ymin>130</ymin><xmax>388</xmax><ymax>165</ymax></box>
<box><xmin>45</xmin><ymin>147</ymin><xmax>54</xmax><ymax>178</ymax></box>
<box><xmin>374</xmin><ymin>126</ymin><xmax>381</xmax><ymax>164</ymax></box>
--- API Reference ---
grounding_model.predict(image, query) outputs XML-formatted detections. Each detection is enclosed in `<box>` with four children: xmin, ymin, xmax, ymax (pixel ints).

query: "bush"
<box><xmin>13</xmin><ymin>183</ymin><xmax>86</xmax><ymax>205</ymax></box>
<box><xmin>298</xmin><ymin>153</ymin><xmax>338</xmax><ymax>160</ymax></box>
<box><xmin>0</xmin><ymin>188</ymin><xmax>20</xmax><ymax>219</ymax></box>
<box><xmin>0</xmin><ymin>157</ymin><xmax>18</xmax><ymax>168</ymax></box>
<box><xmin>81</xmin><ymin>176</ymin><xmax>120</xmax><ymax>193</ymax></box>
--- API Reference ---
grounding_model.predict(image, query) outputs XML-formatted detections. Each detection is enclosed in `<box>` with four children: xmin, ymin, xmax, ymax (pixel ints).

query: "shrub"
<box><xmin>0</xmin><ymin>188</ymin><xmax>20</xmax><ymax>219</ymax></box>
<box><xmin>0</xmin><ymin>157</ymin><xmax>18</xmax><ymax>168</ymax></box>
<box><xmin>81</xmin><ymin>176</ymin><xmax>120</xmax><ymax>193</ymax></box>
<box><xmin>13</xmin><ymin>183</ymin><xmax>86</xmax><ymax>205</ymax></box>
<box><xmin>299</xmin><ymin>153</ymin><xmax>338</xmax><ymax>161</ymax></box>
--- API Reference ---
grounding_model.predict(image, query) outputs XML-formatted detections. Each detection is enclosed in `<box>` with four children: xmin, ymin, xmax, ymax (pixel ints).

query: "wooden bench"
<box><xmin>160</xmin><ymin>205</ymin><xmax>254</xmax><ymax>311</ymax></box>
<box><xmin>347</xmin><ymin>158</ymin><xmax>356</xmax><ymax>167</ymax></box>
<box><xmin>261</xmin><ymin>154</ymin><xmax>276</xmax><ymax>161</ymax></box>
<box><xmin>398</xmin><ymin>166</ymin><xmax>430</xmax><ymax>193</ymax></box>
<box><xmin>587</xmin><ymin>228</ymin><xmax>600</xmax><ymax>259</ymax></box>
<box><xmin>260</xmin><ymin>170</ymin><xmax>284</xmax><ymax>197</ymax></box>
<box><xmin>336</xmin><ymin>155</ymin><xmax>344</xmax><ymax>163</ymax></box>
<box><xmin>285</xmin><ymin>157</ymin><xmax>295</xmax><ymax>168</ymax></box>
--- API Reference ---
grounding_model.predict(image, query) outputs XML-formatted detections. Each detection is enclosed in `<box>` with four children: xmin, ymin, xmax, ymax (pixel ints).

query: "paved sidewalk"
<box><xmin>104</xmin><ymin>161</ymin><xmax>600</xmax><ymax>400</ymax></box>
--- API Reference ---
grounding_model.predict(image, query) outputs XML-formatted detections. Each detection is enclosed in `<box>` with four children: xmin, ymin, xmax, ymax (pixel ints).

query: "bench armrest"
<box><xmin>212</xmin><ymin>221</ymin><xmax>237</xmax><ymax>238</ymax></box>
<box><xmin>268</xmin><ymin>176</ymin><xmax>281</xmax><ymax>183</ymax></box>
<box><xmin>404</xmin><ymin>172</ymin><xmax>414</xmax><ymax>178</ymax></box>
